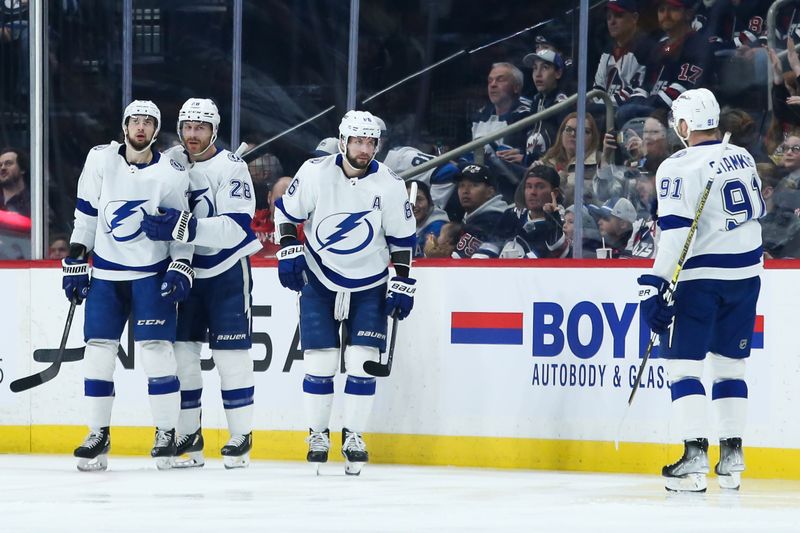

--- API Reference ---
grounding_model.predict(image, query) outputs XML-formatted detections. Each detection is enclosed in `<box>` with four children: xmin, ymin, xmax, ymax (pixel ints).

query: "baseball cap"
<box><xmin>607</xmin><ymin>0</ymin><xmax>638</xmax><ymax>13</ymax></box>
<box><xmin>523</xmin><ymin>49</ymin><xmax>565</xmax><ymax>70</ymax></box>
<box><xmin>525</xmin><ymin>164</ymin><xmax>560</xmax><ymax>189</ymax></box>
<box><xmin>588</xmin><ymin>197</ymin><xmax>637</xmax><ymax>224</ymax></box>
<box><xmin>658</xmin><ymin>0</ymin><xmax>696</xmax><ymax>8</ymax></box>
<box><xmin>456</xmin><ymin>164</ymin><xmax>497</xmax><ymax>188</ymax></box>
<box><xmin>313</xmin><ymin>137</ymin><xmax>338</xmax><ymax>158</ymax></box>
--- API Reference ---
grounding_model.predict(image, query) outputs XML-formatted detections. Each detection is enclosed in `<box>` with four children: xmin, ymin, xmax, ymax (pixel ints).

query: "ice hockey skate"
<box><xmin>306</xmin><ymin>428</ymin><xmax>330</xmax><ymax>475</ymax></box>
<box><xmin>662</xmin><ymin>438</ymin><xmax>709</xmax><ymax>492</ymax></box>
<box><xmin>151</xmin><ymin>428</ymin><xmax>177</xmax><ymax>470</ymax></box>
<box><xmin>221</xmin><ymin>432</ymin><xmax>252</xmax><ymax>469</ymax></box>
<box><xmin>74</xmin><ymin>427</ymin><xmax>110</xmax><ymax>472</ymax></box>
<box><xmin>173</xmin><ymin>428</ymin><xmax>204</xmax><ymax>468</ymax></box>
<box><xmin>715</xmin><ymin>437</ymin><xmax>745</xmax><ymax>490</ymax></box>
<box><xmin>342</xmin><ymin>428</ymin><xmax>368</xmax><ymax>476</ymax></box>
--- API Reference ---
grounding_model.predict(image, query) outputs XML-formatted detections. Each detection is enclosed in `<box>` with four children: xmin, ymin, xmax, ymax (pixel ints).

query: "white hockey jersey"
<box><xmin>164</xmin><ymin>146</ymin><xmax>261</xmax><ymax>279</ymax></box>
<box><xmin>274</xmin><ymin>154</ymin><xmax>416</xmax><ymax>292</ymax></box>
<box><xmin>70</xmin><ymin>142</ymin><xmax>193</xmax><ymax>281</ymax></box>
<box><xmin>383</xmin><ymin>146</ymin><xmax>455</xmax><ymax>209</ymax></box>
<box><xmin>653</xmin><ymin>140</ymin><xmax>764</xmax><ymax>282</ymax></box>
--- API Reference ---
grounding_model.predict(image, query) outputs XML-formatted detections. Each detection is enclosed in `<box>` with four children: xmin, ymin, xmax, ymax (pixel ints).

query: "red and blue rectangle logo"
<box><xmin>450</xmin><ymin>312</ymin><xmax>523</xmax><ymax>345</ymax></box>
<box><xmin>752</xmin><ymin>314</ymin><xmax>764</xmax><ymax>349</ymax></box>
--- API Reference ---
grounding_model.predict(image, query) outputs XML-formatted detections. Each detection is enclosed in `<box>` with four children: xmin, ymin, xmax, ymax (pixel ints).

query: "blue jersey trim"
<box><xmin>275</xmin><ymin>197</ymin><xmax>306</xmax><ymax>223</ymax></box>
<box><xmin>92</xmin><ymin>252</ymin><xmax>171</xmax><ymax>273</ymax></box>
<box><xmin>306</xmin><ymin>244</ymin><xmax>389</xmax><ymax>289</ymax></box>
<box><xmin>386</xmin><ymin>234</ymin><xmax>417</xmax><ymax>247</ymax></box>
<box><xmin>192</xmin><ymin>233</ymin><xmax>258</xmax><ymax>269</ymax></box>
<box><xmin>224</xmin><ymin>212</ymin><xmax>256</xmax><ymax>235</ymax></box>
<box><xmin>670</xmin><ymin>377</ymin><xmax>705</xmax><ymax>402</ymax></box>
<box><xmin>683</xmin><ymin>246</ymin><xmax>763</xmax><ymax>270</ymax></box>
<box><xmin>335</xmin><ymin>154</ymin><xmax>379</xmax><ymax>178</ymax></box>
<box><xmin>76</xmin><ymin>198</ymin><xmax>98</xmax><ymax>217</ymax></box>
<box><xmin>117</xmin><ymin>144</ymin><xmax>161</xmax><ymax>168</ymax></box>
<box><xmin>658</xmin><ymin>214</ymin><xmax>693</xmax><ymax>231</ymax></box>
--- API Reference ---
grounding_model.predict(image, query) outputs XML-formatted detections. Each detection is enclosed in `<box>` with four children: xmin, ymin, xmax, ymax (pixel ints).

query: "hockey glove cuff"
<box><xmin>384</xmin><ymin>276</ymin><xmax>416</xmax><ymax>320</ymax></box>
<box><xmin>277</xmin><ymin>241</ymin><xmax>307</xmax><ymax>292</ymax></box>
<box><xmin>141</xmin><ymin>207</ymin><xmax>197</xmax><ymax>243</ymax></box>
<box><xmin>161</xmin><ymin>259</ymin><xmax>195</xmax><ymax>303</ymax></box>
<box><xmin>637</xmin><ymin>274</ymin><xmax>674</xmax><ymax>335</ymax></box>
<box><xmin>62</xmin><ymin>257</ymin><xmax>91</xmax><ymax>305</ymax></box>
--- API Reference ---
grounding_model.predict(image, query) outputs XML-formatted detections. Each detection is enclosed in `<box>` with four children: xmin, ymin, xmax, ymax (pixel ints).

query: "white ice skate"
<box><xmin>74</xmin><ymin>427</ymin><xmax>110</xmax><ymax>472</ymax></box>
<box><xmin>221</xmin><ymin>433</ymin><xmax>252</xmax><ymax>469</ymax></box>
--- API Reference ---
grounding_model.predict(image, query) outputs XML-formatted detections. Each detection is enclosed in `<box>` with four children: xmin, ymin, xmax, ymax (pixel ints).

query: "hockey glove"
<box><xmin>637</xmin><ymin>274</ymin><xmax>675</xmax><ymax>335</ymax></box>
<box><xmin>160</xmin><ymin>260</ymin><xmax>195</xmax><ymax>303</ymax></box>
<box><xmin>141</xmin><ymin>207</ymin><xmax>197</xmax><ymax>243</ymax></box>
<box><xmin>62</xmin><ymin>257</ymin><xmax>90</xmax><ymax>305</ymax></box>
<box><xmin>384</xmin><ymin>276</ymin><xmax>416</xmax><ymax>320</ymax></box>
<box><xmin>277</xmin><ymin>240</ymin><xmax>307</xmax><ymax>292</ymax></box>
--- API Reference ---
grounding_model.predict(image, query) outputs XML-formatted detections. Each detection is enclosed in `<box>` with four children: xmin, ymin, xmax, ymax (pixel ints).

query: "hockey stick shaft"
<box><xmin>362</xmin><ymin>315</ymin><xmax>399</xmax><ymax>377</ymax></box>
<box><xmin>10</xmin><ymin>300</ymin><xmax>77</xmax><ymax>393</ymax></box>
<box><xmin>626</xmin><ymin>132</ymin><xmax>731</xmax><ymax>407</ymax></box>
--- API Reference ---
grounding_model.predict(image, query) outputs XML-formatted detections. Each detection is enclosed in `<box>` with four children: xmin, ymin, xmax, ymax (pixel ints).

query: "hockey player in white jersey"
<box><xmin>637</xmin><ymin>88</ymin><xmax>763</xmax><ymax>492</ymax></box>
<box><xmin>64</xmin><ymin>100</ymin><xmax>194</xmax><ymax>471</ymax></box>
<box><xmin>140</xmin><ymin>98</ymin><xmax>261</xmax><ymax>469</ymax></box>
<box><xmin>275</xmin><ymin>110</ymin><xmax>417</xmax><ymax>475</ymax></box>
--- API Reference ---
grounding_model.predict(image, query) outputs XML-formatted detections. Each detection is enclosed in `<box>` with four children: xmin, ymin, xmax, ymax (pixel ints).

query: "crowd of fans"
<box><xmin>5</xmin><ymin>0</ymin><xmax>800</xmax><ymax>260</ymax></box>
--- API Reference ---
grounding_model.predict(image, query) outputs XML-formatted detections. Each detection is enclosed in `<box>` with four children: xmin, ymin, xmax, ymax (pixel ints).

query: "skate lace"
<box><xmin>225</xmin><ymin>434</ymin><xmax>248</xmax><ymax>448</ymax></box>
<box><xmin>154</xmin><ymin>429</ymin><xmax>172</xmax><ymax>447</ymax></box>
<box><xmin>306</xmin><ymin>431</ymin><xmax>330</xmax><ymax>452</ymax></box>
<box><xmin>343</xmin><ymin>431</ymin><xmax>366</xmax><ymax>452</ymax></box>
<box><xmin>176</xmin><ymin>433</ymin><xmax>192</xmax><ymax>448</ymax></box>
<box><xmin>82</xmin><ymin>430</ymin><xmax>105</xmax><ymax>448</ymax></box>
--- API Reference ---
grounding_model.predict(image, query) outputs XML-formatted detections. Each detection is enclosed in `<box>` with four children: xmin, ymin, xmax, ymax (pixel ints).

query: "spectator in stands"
<box><xmin>522</xmin><ymin>49</ymin><xmax>569</xmax><ymax>166</ymax></box>
<box><xmin>623</xmin><ymin>111</ymin><xmax>671</xmax><ymax>173</ymax></box>
<box><xmin>537</xmin><ymin>112</ymin><xmax>601</xmax><ymax>207</ymax></box>
<box><xmin>48</xmin><ymin>233</ymin><xmax>69</xmax><ymax>259</ymax></box>
<box><xmin>778</xmin><ymin>133</ymin><xmax>800</xmax><ymax>185</ymax></box>
<box><xmin>424</xmin><ymin>221</ymin><xmax>464</xmax><ymax>258</ymax></box>
<box><xmin>564</xmin><ymin>204</ymin><xmax>603</xmax><ymax>258</ymax></box>
<box><xmin>589</xmin><ymin>197</ymin><xmax>653</xmax><ymax>258</ymax></box>
<box><xmin>767</xmin><ymin>40</ymin><xmax>800</xmax><ymax>157</ymax></box>
<box><xmin>471</xmin><ymin>62</ymin><xmax>531</xmax><ymax>159</ymax></box>
<box><xmin>0</xmin><ymin>147</ymin><xmax>30</xmax><ymax>217</ymax></box>
<box><xmin>591</xmin><ymin>0</ymin><xmax>655</xmax><ymax>128</ymax></box>
<box><xmin>643</xmin><ymin>0</ymin><xmax>713</xmax><ymax>114</ymax></box>
<box><xmin>719</xmin><ymin>108</ymin><xmax>771</xmax><ymax>164</ymax></box>
<box><xmin>245</xmin><ymin>142</ymin><xmax>284</xmax><ymax>214</ymax></box>
<box><xmin>407</xmin><ymin>180</ymin><xmax>449</xmax><ymax>258</ymax></box>
<box><xmin>761</xmin><ymin>162</ymin><xmax>800</xmax><ymax>258</ymax></box>
<box><xmin>496</xmin><ymin>165</ymin><xmax>568</xmax><ymax>259</ymax></box>
<box><xmin>452</xmin><ymin>164</ymin><xmax>510</xmax><ymax>258</ymax></box>
<box><xmin>251</xmin><ymin>176</ymin><xmax>293</xmax><ymax>258</ymax></box>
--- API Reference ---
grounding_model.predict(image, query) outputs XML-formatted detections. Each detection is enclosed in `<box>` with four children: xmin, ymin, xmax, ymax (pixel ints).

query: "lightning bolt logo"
<box><xmin>317</xmin><ymin>211</ymin><xmax>374</xmax><ymax>255</ymax></box>
<box><xmin>104</xmin><ymin>199</ymin><xmax>148</xmax><ymax>242</ymax></box>
<box><xmin>188</xmin><ymin>188</ymin><xmax>214</xmax><ymax>216</ymax></box>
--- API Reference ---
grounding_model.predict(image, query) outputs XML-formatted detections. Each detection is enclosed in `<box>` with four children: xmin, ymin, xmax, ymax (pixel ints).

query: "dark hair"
<box><xmin>525</xmin><ymin>163</ymin><xmax>560</xmax><ymax>188</ymax></box>
<box><xmin>407</xmin><ymin>179</ymin><xmax>432</xmax><ymax>205</ymax></box>
<box><xmin>0</xmin><ymin>147</ymin><xmax>28</xmax><ymax>179</ymax></box>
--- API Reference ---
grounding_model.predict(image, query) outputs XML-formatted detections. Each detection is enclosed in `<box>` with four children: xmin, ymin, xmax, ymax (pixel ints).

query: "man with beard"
<box><xmin>65</xmin><ymin>100</ymin><xmax>193</xmax><ymax>471</ymax></box>
<box><xmin>140</xmin><ymin>98</ymin><xmax>262</xmax><ymax>469</ymax></box>
<box><xmin>273</xmin><ymin>110</ymin><xmax>416</xmax><ymax>476</ymax></box>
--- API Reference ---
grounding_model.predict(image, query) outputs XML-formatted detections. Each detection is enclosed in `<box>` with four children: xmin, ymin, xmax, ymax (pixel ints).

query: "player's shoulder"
<box><xmin>85</xmin><ymin>140</ymin><xmax>120</xmax><ymax>161</ymax></box>
<box><xmin>215</xmin><ymin>147</ymin><xmax>247</xmax><ymax>167</ymax></box>
<box><xmin>155</xmin><ymin>149</ymin><xmax>189</xmax><ymax>176</ymax></box>
<box><xmin>375</xmin><ymin>161</ymin><xmax>404</xmax><ymax>183</ymax></box>
<box><xmin>298</xmin><ymin>153</ymin><xmax>336</xmax><ymax>176</ymax></box>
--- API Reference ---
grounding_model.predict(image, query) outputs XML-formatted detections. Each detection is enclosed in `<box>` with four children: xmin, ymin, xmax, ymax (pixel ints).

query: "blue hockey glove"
<box><xmin>637</xmin><ymin>274</ymin><xmax>675</xmax><ymax>335</ymax></box>
<box><xmin>384</xmin><ymin>276</ymin><xmax>416</xmax><ymax>320</ymax></box>
<box><xmin>277</xmin><ymin>240</ymin><xmax>307</xmax><ymax>292</ymax></box>
<box><xmin>141</xmin><ymin>207</ymin><xmax>197</xmax><ymax>243</ymax></box>
<box><xmin>62</xmin><ymin>257</ymin><xmax>90</xmax><ymax>305</ymax></box>
<box><xmin>160</xmin><ymin>260</ymin><xmax>195</xmax><ymax>303</ymax></box>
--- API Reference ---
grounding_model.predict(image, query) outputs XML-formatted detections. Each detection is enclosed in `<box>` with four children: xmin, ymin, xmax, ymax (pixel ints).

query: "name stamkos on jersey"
<box><xmin>170</xmin><ymin>159</ymin><xmax>186</xmax><ymax>172</ymax></box>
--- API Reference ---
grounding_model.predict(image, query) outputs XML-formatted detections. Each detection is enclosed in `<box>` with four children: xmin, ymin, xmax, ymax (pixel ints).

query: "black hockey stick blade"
<box><xmin>363</xmin><ymin>315</ymin><xmax>399</xmax><ymax>377</ymax></box>
<box><xmin>10</xmin><ymin>300</ymin><xmax>77</xmax><ymax>393</ymax></box>
<box><xmin>34</xmin><ymin>346</ymin><xmax>85</xmax><ymax>363</ymax></box>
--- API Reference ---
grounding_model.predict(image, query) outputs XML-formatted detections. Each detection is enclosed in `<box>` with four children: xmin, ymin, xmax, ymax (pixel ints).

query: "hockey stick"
<box><xmin>615</xmin><ymin>132</ymin><xmax>731</xmax><ymax>449</ymax></box>
<box><xmin>362</xmin><ymin>181</ymin><xmax>417</xmax><ymax>377</ymax></box>
<box><xmin>10</xmin><ymin>299</ymin><xmax>78</xmax><ymax>393</ymax></box>
<box><xmin>363</xmin><ymin>314</ymin><xmax>399</xmax><ymax>377</ymax></box>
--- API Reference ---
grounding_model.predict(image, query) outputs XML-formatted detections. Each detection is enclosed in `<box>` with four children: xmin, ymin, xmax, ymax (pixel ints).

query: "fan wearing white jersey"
<box><xmin>140</xmin><ymin>98</ymin><xmax>262</xmax><ymax>469</ymax></box>
<box><xmin>64</xmin><ymin>100</ymin><xmax>195</xmax><ymax>472</ymax></box>
<box><xmin>637</xmin><ymin>88</ymin><xmax>763</xmax><ymax>492</ymax></box>
<box><xmin>275</xmin><ymin>110</ymin><xmax>417</xmax><ymax>475</ymax></box>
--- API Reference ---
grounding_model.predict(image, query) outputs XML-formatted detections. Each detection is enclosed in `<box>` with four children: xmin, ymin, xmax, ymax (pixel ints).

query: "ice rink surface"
<box><xmin>1</xmin><ymin>455</ymin><xmax>799</xmax><ymax>533</ymax></box>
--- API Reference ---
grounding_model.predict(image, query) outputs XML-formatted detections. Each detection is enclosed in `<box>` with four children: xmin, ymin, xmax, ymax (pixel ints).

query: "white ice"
<box><xmin>1</xmin><ymin>455</ymin><xmax>799</xmax><ymax>532</ymax></box>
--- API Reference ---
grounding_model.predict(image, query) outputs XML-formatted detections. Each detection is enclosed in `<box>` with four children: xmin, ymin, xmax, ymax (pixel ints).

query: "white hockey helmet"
<box><xmin>670</xmin><ymin>88</ymin><xmax>719</xmax><ymax>147</ymax></box>
<box><xmin>177</xmin><ymin>98</ymin><xmax>220</xmax><ymax>154</ymax></box>
<box><xmin>338</xmin><ymin>110</ymin><xmax>381</xmax><ymax>150</ymax></box>
<box><xmin>121</xmin><ymin>100</ymin><xmax>161</xmax><ymax>153</ymax></box>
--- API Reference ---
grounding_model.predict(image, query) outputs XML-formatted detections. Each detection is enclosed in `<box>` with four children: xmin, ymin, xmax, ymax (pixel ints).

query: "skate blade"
<box><xmin>77</xmin><ymin>454</ymin><xmax>108</xmax><ymax>472</ymax></box>
<box><xmin>173</xmin><ymin>451</ymin><xmax>205</xmax><ymax>469</ymax></box>
<box><xmin>344</xmin><ymin>461</ymin><xmax>365</xmax><ymax>476</ymax></box>
<box><xmin>223</xmin><ymin>452</ymin><xmax>250</xmax><ymax>470</ymax></box>
<box><xmin>717</xmin><ymin>472</ymin><xmax>741</xmax><ymax>490</ymax></box>
<box><xmin>665</xmin><ymin>473</ymin><xmax>707</xmax><ymax>492</ymax></box>
<box><xmin>155</xmin><ymin>456</ymin><xmax>175</xmax><ymax>470</ymax></box>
